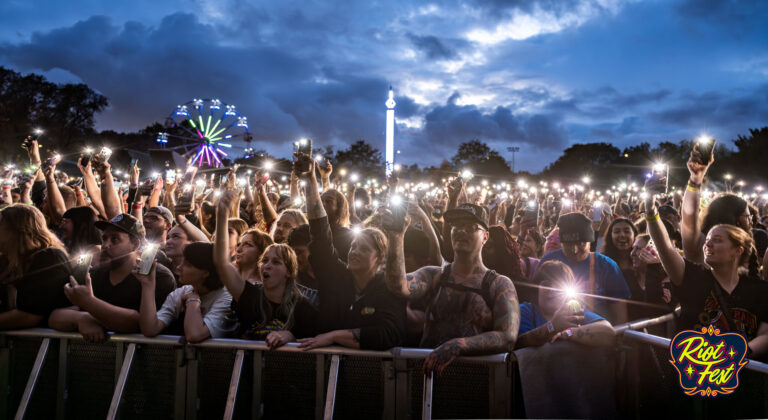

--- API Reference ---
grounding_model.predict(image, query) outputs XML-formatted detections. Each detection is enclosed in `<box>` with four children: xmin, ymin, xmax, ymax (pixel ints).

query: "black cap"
<box><xmin>95</xmin><ymin>213</ymin><xmax>146</xmax><ymax>241</ymax></box>
<box><xmin>444</xmin><ymin>203</ymin><xmax>489</xmax><ymax>230</ymax></box>
<box><xmin>658</xmin><ymin>205</ymin><xmax>679</xmax><ymax>216</ymax></box>
<box><xmin>557</xmin><ymin>212</ymin><xmax>594</xmax><ymax>243</ymax></box>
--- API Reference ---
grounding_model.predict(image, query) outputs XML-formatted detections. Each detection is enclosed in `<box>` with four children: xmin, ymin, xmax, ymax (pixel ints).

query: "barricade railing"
<box><xmin>0</xmin><ymin>329</ymin><xmax>512</xmax><ymax>420</ymax></box>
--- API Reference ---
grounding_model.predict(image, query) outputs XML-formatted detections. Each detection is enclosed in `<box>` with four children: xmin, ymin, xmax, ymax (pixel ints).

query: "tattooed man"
<box><xmin>383</xmin><ymin>203</ymin><xmax>520</xmax><ymax>375</ymax></box>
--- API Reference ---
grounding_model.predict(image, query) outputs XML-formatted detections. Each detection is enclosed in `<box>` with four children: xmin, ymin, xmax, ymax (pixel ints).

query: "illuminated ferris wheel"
<box><xmin>156</xmin><ymin>98</ymin><xmax>252</xmax><ymax>167</ymax></box>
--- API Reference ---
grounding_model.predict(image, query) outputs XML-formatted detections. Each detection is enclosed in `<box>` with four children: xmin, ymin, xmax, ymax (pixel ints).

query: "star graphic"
<box><xmin>728</xmin><ymin>347</ymin><xmax>736</xmax><ymax>359</ymax></box>
<box><xmin>685</xmin><ymin>364</ymin><xmax>696</xmax><ymax>379</ymax></box>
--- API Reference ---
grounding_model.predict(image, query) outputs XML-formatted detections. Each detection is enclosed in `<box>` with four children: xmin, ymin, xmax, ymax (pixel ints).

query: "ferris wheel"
<box><xmin>156</xmin><ymin>98</ymin><xmax>252</xmax><ymax>167</ymax></box>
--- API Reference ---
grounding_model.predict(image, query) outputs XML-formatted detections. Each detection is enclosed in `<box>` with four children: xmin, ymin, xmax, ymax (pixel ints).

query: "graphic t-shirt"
<box><xmin>675</xmin><ymin>259</ymin><xmax>768</xmax><ymax>341</ymax></box>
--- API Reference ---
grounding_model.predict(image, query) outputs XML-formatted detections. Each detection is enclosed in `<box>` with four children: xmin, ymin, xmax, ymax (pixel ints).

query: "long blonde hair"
<box><xmin>256</xmin><ymin>243</ymin><xmax>301</xmax><ymax>330</ymax></box>
<box><xmin>0</xmin><ymin>204</ymin><xmax>68</xmax><ymax>281</ymax></box>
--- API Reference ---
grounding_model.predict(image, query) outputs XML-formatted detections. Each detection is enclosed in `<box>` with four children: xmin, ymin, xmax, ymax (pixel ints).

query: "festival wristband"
<box><xmin>686</xmin><ymin>184</ymin><xmax>700</xmax><ymax>193</ymax></box>
<box><xmin>645</xmin><ymin>213</ymin><xmax>660</xmax><ymax>223</ymax></box>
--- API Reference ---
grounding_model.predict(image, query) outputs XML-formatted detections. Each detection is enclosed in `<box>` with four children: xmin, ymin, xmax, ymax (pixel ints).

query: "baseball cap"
<box><xmin>145</xmin><ymin>206</ymin><xmax>173</xmax><ymax>224</ymax></box>
<box><xmin>95</xmin><ymin>213</ymin><xmax>146</xmax><ymax>241</ymax></box>
<box><xmin>444</xmin><ymin>203</ymin><xmax>489</xmax><ymax>230</ymax></box>
<box><xmin>557</xmin><ymin>212</ymin><xmax>594</xmax><ymax>243</ymax></box>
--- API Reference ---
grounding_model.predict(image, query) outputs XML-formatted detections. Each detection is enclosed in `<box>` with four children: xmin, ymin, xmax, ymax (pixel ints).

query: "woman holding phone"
<box><xmin>135</xmin><ymin>242</ymin><xmax>237</xmax><ymax>342</ymax></box>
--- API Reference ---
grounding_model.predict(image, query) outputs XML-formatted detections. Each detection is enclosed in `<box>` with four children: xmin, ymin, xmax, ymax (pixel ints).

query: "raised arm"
<box><xmin>213</xmin><ymin>190</ymin><xmax>246</xmax><ymax>300</ymax></box>
<box><xmin>94</xmin><ymin>160</ymin><xmax>121</xmax><ymax>220</ymax></box>
<box><xmin>136</xmin><ymin>261</ymin><xmax>166</xmax><ymax>337</ymax></box>
<box><xmin>381</xmin><ymin>209</ymin><xmax>441</xmax><ymax>300</ymax></box>
<box><xmin>256</xmin><ymin>183</ymin><xmax>278</xmax><ymax>225</ymax></box>
<box><xmin>43</xmin><ymin>163</ymin><xmax>67</xmax><ymax>224</ymax></box>
<box><xmin>78</xmin><ymin>156</ymin><xmax>106</xmax><ymax>218</ymax></box>
<box><xmin>681</xmin><ymin>147</ymin><xmax>712</xmax><ymax>264</ymax></box>
<box><xmin>408</xmin><ymin>201</ymin><xmax>443</xmax><ymax>266</ymax></box>
<box><xmin>644</xmin><ymin>194</ymin><xmax>685</xmax><ymax>286</ymax></box>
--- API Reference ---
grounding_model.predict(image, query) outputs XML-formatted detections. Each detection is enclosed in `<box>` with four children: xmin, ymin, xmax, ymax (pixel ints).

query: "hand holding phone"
<box><xmin>692</xmin><ymin>137</ymin><xmax>715</xmax><ymax>166</ymax></box>
<box><xmin>72</xmin><ymin>253</ymin><xmax>93</xmax><ymax>285</ymax></box>
<box><xmin>295</xmin><ymin>138</ymin><xmax>313</xmax><ymax>173</ymax></box>
<box><xmin>138</xmin><ymin>244</ymin><xmax>159</xmax><ymax>275</ymax></box>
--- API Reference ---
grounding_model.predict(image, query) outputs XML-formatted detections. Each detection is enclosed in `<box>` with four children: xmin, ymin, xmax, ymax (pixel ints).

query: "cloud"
<box><xmin>406</xmin><ymin>33</ymin><xmax>455</xmax><ymax>60</ymax></box>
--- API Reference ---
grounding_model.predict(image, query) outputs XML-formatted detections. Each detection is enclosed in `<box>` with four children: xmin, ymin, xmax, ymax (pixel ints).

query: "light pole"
<box><xmin>507</xmin><ymin>146</ymin><xmax>520</xmax><ymax>173</ymax></box>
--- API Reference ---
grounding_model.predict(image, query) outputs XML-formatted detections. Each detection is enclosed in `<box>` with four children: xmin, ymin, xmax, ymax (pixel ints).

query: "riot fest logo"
<box><xmin>669</xmin><ymin>325</ymin><xmax>748</xmax><ymax>397</ymax></box>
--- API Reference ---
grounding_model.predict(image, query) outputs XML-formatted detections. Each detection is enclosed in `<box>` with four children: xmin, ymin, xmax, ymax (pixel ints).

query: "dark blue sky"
<box><xmin>1</xmin><ymin>0</ymin><xmax>766</xmax><ymax>171</ymax></box>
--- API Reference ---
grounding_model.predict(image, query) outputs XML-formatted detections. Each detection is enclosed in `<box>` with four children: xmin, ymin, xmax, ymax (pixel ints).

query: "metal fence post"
<box><xmin>323</xmin><ymin>355</ymin><xmax>340</xmax><ymax>420</ymax></box>
<box><xmin>393</xmin><ymin>357</ymin><xmax>409</xmax><ymax>420</ymax></box>
<box><xmin>55</xmin><ymin>339</ymin><xmax>68</xmax><ymax>420</ymax></box>
<box><xmin>223</xmin><ymin>349</ymin><xmax>245</xmax><ymax>420</ymax></box>
<box><xmin>14</xmin><ymin>338</ymin><xmax>51</xmax><ymax>420</ymax></box>
<box><xmin>106</xmin><ymin>342</ymin><xmax>137</xmax><ymax>420</ymax></box>
<box><xmin>421</xmin><ymin>372</ymin><xmax>433</xmax><ymax>420</ymax></box>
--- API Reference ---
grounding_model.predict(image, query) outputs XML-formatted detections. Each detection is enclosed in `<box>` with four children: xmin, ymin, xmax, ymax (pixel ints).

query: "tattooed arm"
<box><xmin>423</xmin><ymin>276</ymin><xmax>520</xmax><ymax>376</ymax></box>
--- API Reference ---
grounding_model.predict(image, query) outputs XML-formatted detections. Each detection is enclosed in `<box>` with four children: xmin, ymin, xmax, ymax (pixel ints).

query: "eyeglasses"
<box><xmin>451</xmin><ymin>223</ymin><xmax>486</xmax><ymax>233</ymax></box>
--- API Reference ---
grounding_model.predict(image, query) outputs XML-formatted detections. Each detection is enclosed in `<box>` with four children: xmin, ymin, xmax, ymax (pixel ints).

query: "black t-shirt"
<box><xmin>90</xmin><ymin>263</ymin><xmax>176</xmax><ymax>311</ymax></box>
<box><xmin>233</xmin><ymin>281</ymin><xmax>317</xmax><ymax>340</ymax></box>
<box><xmin>675</xmin><ymin>259</ymin><xmax>768</xmax><ymax>341</ymax></box>
<box><xmin>12</xmin><ymin>248</ymin><xmax>72</xmax><ymax>319</ymax></box>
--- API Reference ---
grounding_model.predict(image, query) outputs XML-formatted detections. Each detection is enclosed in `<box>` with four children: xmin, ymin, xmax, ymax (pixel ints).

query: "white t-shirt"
<box><xmin>156</xmin><ymin>285</ymin><xmax>237</xmax><ymax>338</ymax></box>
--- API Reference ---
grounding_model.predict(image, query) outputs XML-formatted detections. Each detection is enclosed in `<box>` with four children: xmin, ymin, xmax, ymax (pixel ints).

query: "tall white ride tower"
<box><xmin>385</xmin><ymin>86</ymin><xmax>396</xmax><ymax>177</ymax></box>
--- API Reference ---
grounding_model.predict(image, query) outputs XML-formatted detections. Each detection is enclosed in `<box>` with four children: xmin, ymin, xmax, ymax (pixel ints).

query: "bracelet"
<box><xmin>185</xmin><ymin>298</ymin><xmax>201</xmax><ymax>305</ymax></box>
<box><xmin>686</xmin><ymin>184</ymin><xmax>700</xmax><ymax>193</ymax></box>
<box><xmin>645</xmin><ymin>213</ymin><xmax>660</xmax><ymax>223</ymax></box>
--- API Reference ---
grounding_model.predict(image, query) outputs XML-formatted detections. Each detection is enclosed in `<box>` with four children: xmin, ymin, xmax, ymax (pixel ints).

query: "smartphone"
<box><xmin>42</xmin><ymin>154</ymin><xmax>62</xmax><ymax>171</ymax></box>
<box><xmin>165</xmin><ymin>169</ymin><xmax>177</xmax><ymax>184</ymax></box>
<box><xmin>296</xmin><ymin>138</ymin><xmax>313</xmax><ymax>173</ymax></box>
<box><xmin>646</xmin><ymin>164</ymin><xmax>668</xmax><ymax>195</ymax></box>
<box><xmin>81</xmin><ymin>149</ymin><xmax>94</xmax><ymax>167</ymax></box>
<box><xmin>98</xmin><ymin>147</ymin><xmax>112</xmax><ymax>163</ymax></box>
<box><xmin>130</xmin><ymin>158</ymin><xmax>139</xmax><ymax>169</ymax></box>
<box><xmin>522</xmin><ymin>200</ymin><xmax>539</xmax><ymax>222</ymax></box>
<box><xmin>255</xmin><ymin>170</ymin><xmax>270</xmax><ymax>189</ymax></box>
<box><xmin>693</xmin><ymin>137</ymin><xmax>716</xmax><ymax>165</ymax></box>
<box><xmin>72</xmin><ymin>253</ymin><xmax>93</xmax><ymax>285</ymax></box>
<box><xmin>138</xmin><ymin>244</ymin><xmax>159</xmax><ymax>275</ymax></box>
<box><xmin>390</xmin><ymin>197</ymin><xmax>406</xmax><ymax>231</ymax></box>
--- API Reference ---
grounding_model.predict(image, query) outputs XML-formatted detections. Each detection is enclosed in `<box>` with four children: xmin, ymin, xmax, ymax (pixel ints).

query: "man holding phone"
<box><xmin>48</xmin><ymin>214</ymin><xmax>176</xmax><ymax>341</ymax></box>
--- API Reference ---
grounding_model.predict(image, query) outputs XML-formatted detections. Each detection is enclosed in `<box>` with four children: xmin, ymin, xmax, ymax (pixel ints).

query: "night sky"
<box><xmin>1</xmin><ymin>0</ymin><xmax>766</xmax><ymax>171</ymax></box>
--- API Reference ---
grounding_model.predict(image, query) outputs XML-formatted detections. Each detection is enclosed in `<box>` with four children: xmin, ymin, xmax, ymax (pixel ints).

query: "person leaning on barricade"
<box><xmin>134</xmin><ymin>242</ymin><xmax>237</xmax><ymax>342</ymax></box>
<box><xmin>213</xmin><ymin>190</ymin><xmax>316</xmax><ymax>348</ymax></box>
<box><xmin>383</xmin><ymin>201</ymin><xmax>519</xmax><ymax>376</ymax></box>
<box><xmin>296</xmin><ymin>154</ymin><xmax>406</xmax><ymax>351</ymax></box>
<box><xmin>48</xmin><ymin>213</ymin><xmax>176</xmax><ymax>341</ymax></box>
<box><xmin>515</xmin><ymin>260</ymin><xmax>615</xmax><ymax>349</ymax></box>
<box><xmin>0</xmin><ymin>204</ymin><xmax>72</xmax><ymax>329</ymax></box>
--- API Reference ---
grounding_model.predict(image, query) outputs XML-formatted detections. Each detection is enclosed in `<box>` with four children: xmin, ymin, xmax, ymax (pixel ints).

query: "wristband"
<box><xmin>24</xmin><ymin>201</ymin><xmax>33</xmax><ymax>205</ymax></box>
<box><xmin>686</xmin><ymin>184</ymin><xmax>700</xmax><ymax>193</ymax></box>
<box><xmin>546</xmin><ymin>320</ymin><xmax>555</xmax><ymax>333</ymax></box>
<box><xmin>2</xmin><ymin>186</ymin><xmax>10</xmax><ymax>190</ymax></box>
<box><xmin>132</xmin><ymin>204</ymin><xmax>143</xmax><ymax>210</ymax></box>
<box><xmin>76</xmin><ymin>192</ymin><xmax>83</xmax><ymax>197</ymax></box>
<box><xmin>645</xmin><ymin>213</ymin><xmax>660</xmax><ymax>223</ymax></box>
<box><xmin>185</xmin><ymin>298</ymin><xmax>201</xmax><ymax>305</ymax></box>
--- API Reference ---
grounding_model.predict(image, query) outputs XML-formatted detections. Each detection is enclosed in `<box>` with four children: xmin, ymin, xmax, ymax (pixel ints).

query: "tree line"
<box><xmin>1</xmin><ymin>66</ymin><xmax>766</xmax><ymax>186</ymax></box>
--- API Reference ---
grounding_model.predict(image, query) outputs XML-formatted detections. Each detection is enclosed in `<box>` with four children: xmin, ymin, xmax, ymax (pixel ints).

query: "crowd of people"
<box><xmin>1</xmin><ymin>136</ymin><xmax>767</xmax><ymax>393</ymax></box>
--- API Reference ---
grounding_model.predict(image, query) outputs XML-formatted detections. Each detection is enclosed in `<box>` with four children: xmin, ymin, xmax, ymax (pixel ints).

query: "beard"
<box><xmin>98</xmin><ymin>249</ymin><xmax>133</xmax><ymax>271</ymax></box>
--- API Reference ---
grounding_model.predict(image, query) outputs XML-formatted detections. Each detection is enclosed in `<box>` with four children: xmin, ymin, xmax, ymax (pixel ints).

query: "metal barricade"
<box><xmin>0</xmin><ymin>329</ymin><xmax>513</xmax><ymax>420</ymax></box>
